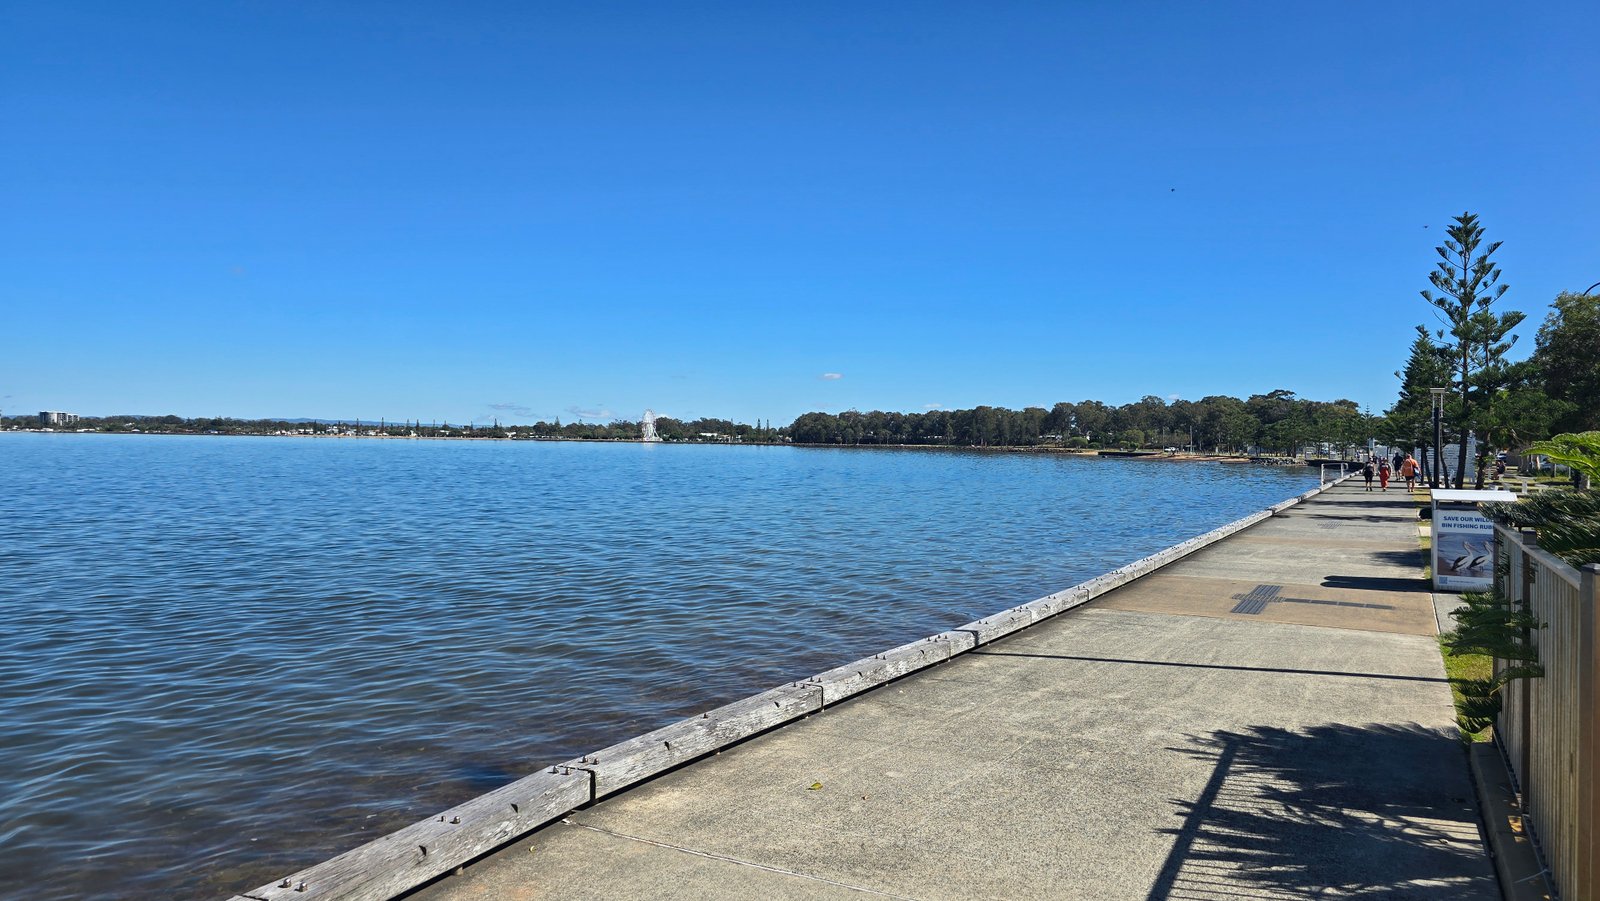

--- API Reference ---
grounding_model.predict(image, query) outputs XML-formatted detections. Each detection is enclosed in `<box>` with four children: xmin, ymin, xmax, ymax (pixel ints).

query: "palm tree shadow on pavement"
<box><xmin>1360</xmin><ymin>548</ymin><xmax>1433</xmax><ymax>572</ymax></box>
<box><xmin>1146</xmin><ymin>723</ymin><xmax>1497</xmax><ymax>900</ymax></box>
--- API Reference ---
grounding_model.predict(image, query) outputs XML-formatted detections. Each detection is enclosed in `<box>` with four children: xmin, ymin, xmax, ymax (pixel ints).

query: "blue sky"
<box><xmin>3</xmin><ymin>2</ymin><xmax>1597</xmax><ymax>425</ymax></box>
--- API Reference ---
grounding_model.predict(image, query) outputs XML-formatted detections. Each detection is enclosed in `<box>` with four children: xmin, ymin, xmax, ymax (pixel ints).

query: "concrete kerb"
<box><xmin>231</xmin><ymin>470</ymin><xmax>1356</xmax><ymax>901</ymax></box>
<box><xmin>1470</xmin><ymin>743</ymin><xmax>1555</xmax><ymax>901</ymax></box>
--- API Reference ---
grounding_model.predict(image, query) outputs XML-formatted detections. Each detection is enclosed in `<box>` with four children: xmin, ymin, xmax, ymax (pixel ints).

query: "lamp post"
<box><xmin>1429</xmin><ymin>387</ymin><xmax>1447</xmax><ymax>489</ymax></box>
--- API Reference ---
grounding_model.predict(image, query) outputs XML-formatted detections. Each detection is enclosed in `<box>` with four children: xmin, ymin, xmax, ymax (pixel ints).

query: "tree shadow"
<box><xmin>1321</xmin><ymin>573</ymin><xmax>1427</xmax><ymax>593</ymax></box>
<box><xmin>1147</xmin><ymin>723</ymin><xmax>1496</xmax><ymax>900</ymax></box>
<box><xmin>1364</xmin><ymin>549</ymin><xmax>1430</xmax><ymax>570</ymax></box>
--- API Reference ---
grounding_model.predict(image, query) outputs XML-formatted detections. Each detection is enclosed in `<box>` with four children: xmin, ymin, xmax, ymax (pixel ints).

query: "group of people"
<box><xmin>1362</xmin><ymin>452</ymin><xmax>1419</xmax><ymax>492</ymax></box>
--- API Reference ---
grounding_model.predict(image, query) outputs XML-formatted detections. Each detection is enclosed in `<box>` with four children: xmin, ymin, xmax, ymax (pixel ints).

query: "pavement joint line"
<box><xmin>967</xmin><ymin>651</ymin><xmax>1448</xmax><ymax>683</ymax></box>
<box><xmin>558</xmin><ymin>819</ymin><xmax>927</xmax><ymax>900</ymax></box>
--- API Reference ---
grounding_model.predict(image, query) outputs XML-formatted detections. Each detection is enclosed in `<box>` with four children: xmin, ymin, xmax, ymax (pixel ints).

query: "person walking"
<box><xmin>1401</xmin><ymin>453</ymin><xmax>1418</xmax><ymax>492</ymax></box>
<box><xmin>1363</xmin><ymin>459</ymin><xmax>1376</xmax><ymax>491</ymax></box>
<box><xmin>1378</xmin><ymin>459</ymin><xmax>1391</xmax><ymax>491</ymax></box>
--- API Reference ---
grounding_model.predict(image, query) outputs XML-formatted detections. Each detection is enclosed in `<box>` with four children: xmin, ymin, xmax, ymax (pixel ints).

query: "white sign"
<box><xmin>1433</xmin><ymin>505</ymin><xmax>1495</xmax><ymax>592</ymax></box>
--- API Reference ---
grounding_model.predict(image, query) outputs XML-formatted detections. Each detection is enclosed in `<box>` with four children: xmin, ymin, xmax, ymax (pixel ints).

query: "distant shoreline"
<box><xmin>3</xmin><ymin>430</ymin><xmax>1266</xmax><ymax>462</ymax></box>
<box><xmin>3</xmin><ymin>429</ymin><xmax>773</xmax><ymax>445</ymax></box>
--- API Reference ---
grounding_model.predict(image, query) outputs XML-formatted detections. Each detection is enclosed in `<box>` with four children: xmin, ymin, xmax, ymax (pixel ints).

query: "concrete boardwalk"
<box><xmin>416</xmin><ymin>481</ymin><xmax>1497</xmax><ymax>900</ymax></box>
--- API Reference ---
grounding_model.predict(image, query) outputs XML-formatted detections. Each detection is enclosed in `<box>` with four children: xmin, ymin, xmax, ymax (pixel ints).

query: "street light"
<box><xmin>1430</xmin><ymin>387</ymin><xmax>1448</xmax><ymax>489</ymax></box>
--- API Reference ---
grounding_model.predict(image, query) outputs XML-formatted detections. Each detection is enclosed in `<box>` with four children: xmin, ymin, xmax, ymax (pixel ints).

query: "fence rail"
<box><xmin>1494</xmin><ymin>526</ymin><xmax>1598</xmax><ymax>901</ymax></box>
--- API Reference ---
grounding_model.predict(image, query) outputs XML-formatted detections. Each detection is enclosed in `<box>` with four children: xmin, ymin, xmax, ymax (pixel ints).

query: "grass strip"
<box><xmin>1438</xmin><ymin>634</ymin><xmax>1495</xmax><ymax>743</ymax></box>
<box><xmin>1413</xmin><ymin>488</ymin><xmax>1493</xmax><ymax>741</ymax></box>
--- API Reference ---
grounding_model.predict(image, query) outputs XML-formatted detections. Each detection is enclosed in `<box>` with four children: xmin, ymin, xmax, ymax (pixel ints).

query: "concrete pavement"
<box><xmin>413</xmin><ymin>481</ymin><xmax>1496</xmax><ymax>900</ymax></box>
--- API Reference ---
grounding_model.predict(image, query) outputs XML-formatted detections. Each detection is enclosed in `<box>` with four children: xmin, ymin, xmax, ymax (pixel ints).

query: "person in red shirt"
<box><xmin>1378</xmin><ymin>459</ymin><xmax>1391</xmax><ymax>491</ymax></box>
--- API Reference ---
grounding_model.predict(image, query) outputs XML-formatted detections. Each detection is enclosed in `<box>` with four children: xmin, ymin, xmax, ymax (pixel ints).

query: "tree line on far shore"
<box><xmin>786</xmin><ymin>392</ymin><xmax>1366</xmax><ymax>454</ymax></box>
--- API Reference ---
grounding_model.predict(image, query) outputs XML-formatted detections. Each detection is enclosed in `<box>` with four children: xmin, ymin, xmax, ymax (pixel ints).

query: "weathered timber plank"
<box><xmin>932</xmin><ymin>629</ymin><xmax>978</xmax><ymax>654</ymax></box>
<box><xmin>957</xmin><ymin>605</ymin><xmax>1038</xmax><ymax>645</ymax></box>
<box><xmin>1078</xmin><ymin>569</ymin><xmax>1134</xmax><ymax>596</ymax></box>
<box><xmin>1014</xmin><ymin>587</ymin><xmax>1085</xmax><ymax>622</ymax></box>
<box><xmin>568</xmin><ymin>682</ymin><xmax>822</xmax><ymax>798</ymax></box>
<box><xmin>808</xmin><ymin>634</ymin><xmax>958</xmax><ymax>705</ymax></box>
<box><xmin>241</xmin><ymin>769</ymin><xmax>588</xmax><ymax>901</ymax></box>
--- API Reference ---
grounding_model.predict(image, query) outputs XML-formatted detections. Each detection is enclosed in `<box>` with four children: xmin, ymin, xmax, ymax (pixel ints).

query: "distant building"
<box><xmin>39</xmin><ymin>411</ymin><xmax>80</xmax><ymax>426</ymax></box>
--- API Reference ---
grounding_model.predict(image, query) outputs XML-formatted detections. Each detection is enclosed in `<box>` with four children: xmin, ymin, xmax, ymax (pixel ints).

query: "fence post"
<box><xmin>1579</xmin><ymin>563</ymin><xmax>1598</xmax><ymax>899</ymax></box>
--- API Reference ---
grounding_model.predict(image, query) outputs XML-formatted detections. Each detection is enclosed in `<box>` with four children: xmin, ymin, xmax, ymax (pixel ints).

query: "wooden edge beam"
<box><xmin>808</xmin><ymin>634</ymin><xmax>959</xmax><ymax>705</ymax></box>
<box><xmin>566</xmin><ymin>682</ymin><xmax>822</xmax><ymax>798</ymax></box>
<box><xmin>240</xmin><ymin>769</ymin><xmax>589</xmax><ymax>901</ymax></box>
<box><xmin>930</xmin><ymin>629</ymin><xmax>979</xmax><ymax>654</ymax></box>
<box><xmin>956</xmin><ymin>604</ymin><xmax>1038</xmax><ymax>646</ymax></box>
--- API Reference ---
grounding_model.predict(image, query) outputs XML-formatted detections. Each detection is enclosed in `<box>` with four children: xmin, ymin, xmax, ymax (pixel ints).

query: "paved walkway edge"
<box><xmin>1472</xmin><ymin>742</ymin><xmax>1556</xmax><ymax>901</ymax></box>
<box><xmin>229</xmin><ymin>473</ymin><xmax>1357</xmax><ymax>901</ymax></box>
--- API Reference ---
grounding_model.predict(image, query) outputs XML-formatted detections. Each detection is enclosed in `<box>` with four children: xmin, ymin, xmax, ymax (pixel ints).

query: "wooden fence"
<box><xmin>1494</xmin><ymin>526</ymin><xmax>1599</xmax><ymax>901</ymax></box>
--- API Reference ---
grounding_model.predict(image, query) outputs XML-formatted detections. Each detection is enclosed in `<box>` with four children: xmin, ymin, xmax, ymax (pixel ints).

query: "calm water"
<box><xmin>0</xmin><ymin>435</ymin><xmax>1316</xmax><ymax>899</ymax></box>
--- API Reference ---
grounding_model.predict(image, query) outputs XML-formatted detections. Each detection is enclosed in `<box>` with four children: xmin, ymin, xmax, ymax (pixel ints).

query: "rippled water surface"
<box><xmin>0</xmin><ymin>434</ymin><xmax>1317</xmax><ymax>899</ymax></box>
